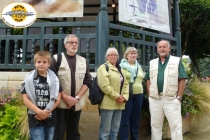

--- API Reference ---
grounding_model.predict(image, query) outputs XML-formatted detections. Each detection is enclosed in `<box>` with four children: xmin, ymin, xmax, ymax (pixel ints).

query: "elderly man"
<box><xmin>50</xmin><ymin>34</ymin><xmax>92</xmax><ymax>140</ymax></box>
<box><xmin>144</xmin><ymin>40</ymin><xmax>187</xmax><ymax>140</ymax></box>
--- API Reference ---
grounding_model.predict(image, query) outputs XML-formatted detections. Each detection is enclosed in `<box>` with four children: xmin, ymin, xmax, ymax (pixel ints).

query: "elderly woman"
<box><xmin>118</xmin><ymin>47</ymin><xmax>144</xmax><ymax>140</ymax></box>
<box><xmin>97</xmin><ymin>47</ymin><xmax>129</xmax><ymax>140</ymax></box>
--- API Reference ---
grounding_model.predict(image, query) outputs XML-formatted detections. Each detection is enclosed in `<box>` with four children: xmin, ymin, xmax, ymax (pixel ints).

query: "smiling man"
<box><xmin>144</xmin><ymin>40</ymin><xmax>187</xmax><ymax>140</ymax></box>
<box><xmin>50</xmin><ymin>34</ymin><xmax>92</xmax><ymax>140</ymax></box>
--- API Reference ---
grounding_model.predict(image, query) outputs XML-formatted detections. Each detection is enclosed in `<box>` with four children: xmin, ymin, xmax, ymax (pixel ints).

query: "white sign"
<box><xmin>2</xmin><ymin>3</ymin><xmax>36</xmax><ymax>28</ymax></box>
<box><xmin>0</xmin><ymin>0</ymin><xmax>83</xmax><ymax>18</ymax></box>
<box><xmin>119</xmin><ymin>0</ymin><xmax>170</xmax><ymax>33</ymax></box>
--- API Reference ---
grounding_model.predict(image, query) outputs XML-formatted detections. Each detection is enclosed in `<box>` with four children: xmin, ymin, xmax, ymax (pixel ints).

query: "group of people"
<box><xmin>21</xmin><ymin>34</ymin><xmax>187</xmax><ymax>140</ymax></box>
<box><xmin>96</xmin><ymin>46</ymin><xmax>144</xmax><ymax>140</ymax></box>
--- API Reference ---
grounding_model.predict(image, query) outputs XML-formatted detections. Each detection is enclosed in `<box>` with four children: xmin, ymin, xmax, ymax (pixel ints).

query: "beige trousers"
<box><xmin>149</xmin><ymin>96</ymin><xmax>183</xmax><ymax>140</ymax></box>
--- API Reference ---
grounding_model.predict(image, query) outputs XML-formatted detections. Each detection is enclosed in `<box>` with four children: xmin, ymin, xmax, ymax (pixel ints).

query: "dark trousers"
<box><xmin>118</xmin><ymin>94</ymin><xmax>144</xmax><ymax>140</ymax></box>
<box><xmin>53</xmin><ymin>107</ymin><xmax>82</xmax><ymax>140</ymax></box>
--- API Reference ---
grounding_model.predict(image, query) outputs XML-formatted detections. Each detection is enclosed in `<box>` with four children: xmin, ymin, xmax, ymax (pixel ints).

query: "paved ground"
<box><xmin>183</xmin><ymin>115</ymin><xmax>210</xmax><ymax>140</ymax></box>
<box><xmin>139</xmin><ymin>115</ymin><xmax>210</xmax><ymax>140</ymax></box>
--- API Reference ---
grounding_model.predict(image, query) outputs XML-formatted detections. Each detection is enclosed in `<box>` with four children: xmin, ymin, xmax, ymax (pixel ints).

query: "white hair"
<box><xmin>63</xmin><ymin>34</ymin><xmax>79</xmax><ymax>44</ymax></box>
<box><xmin>105</xmin><ymin>47</ymin><xmax>119</xmax><ymax>60</ymax></box>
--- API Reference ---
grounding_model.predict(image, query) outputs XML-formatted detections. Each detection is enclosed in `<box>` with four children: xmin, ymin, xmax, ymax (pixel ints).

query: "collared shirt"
<box><xmin>144</xmin><ymin>55</ymin><xmax>187</xmax><ymax>93</ymax></box>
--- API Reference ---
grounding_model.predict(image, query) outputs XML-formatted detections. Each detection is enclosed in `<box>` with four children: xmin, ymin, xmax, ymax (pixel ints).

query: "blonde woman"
<box><xmin>119</xmin><ymin>47</ymin><xmax>144</xmax><ymax>140</ymax></box>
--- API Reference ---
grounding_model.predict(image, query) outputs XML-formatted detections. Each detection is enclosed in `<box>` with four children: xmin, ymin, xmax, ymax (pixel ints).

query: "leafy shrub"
<box><xmin>0</xmin><ymin>104</ymin><xmax>27</xmax><ymax>140</ymax></box>
<box><xmin>188</xmin><ymin>76</ymin><xmax>210</xmax><ymax>116</ymax></box>
<box><xmin>0</xmin><ymin>86</ymin><xmax>28</xmax><ymax>140</ymax></box>
<box><xmin>181</xmin><ymin>83</ymin><xmax>198</xmax><ymax>118</ymax></box>
<box><xmin>182</xmin><ymin>76</ymin><xmax>210</xmax><ymax>119</ymax></box>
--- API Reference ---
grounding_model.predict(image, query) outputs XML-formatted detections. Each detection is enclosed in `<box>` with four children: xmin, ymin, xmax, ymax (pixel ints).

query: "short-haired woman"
<box><xmin>97</xmin><ymin>47</ymin><xmax>129</xmax><ymax>140</ymax></box>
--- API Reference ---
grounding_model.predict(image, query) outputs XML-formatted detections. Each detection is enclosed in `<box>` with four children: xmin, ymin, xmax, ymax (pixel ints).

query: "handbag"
<box><xmin>88</xmin><ymin>64</ymin><xmax>109</xmax><ymax>105</ymax></box>
<box><xmin>129</xmin><ymin>83</ymin><xmax>133</xmax><ymax>96</ymax></box>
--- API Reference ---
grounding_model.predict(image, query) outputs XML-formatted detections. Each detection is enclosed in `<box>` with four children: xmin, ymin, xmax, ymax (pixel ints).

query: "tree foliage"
<box><xmin>198</xmin><ymin>57</ymin><xmax>210</xmax><ymax>77</ymax></box>
<box><xmin>180</xmin><ymin>0</ymin><xmax>210</xmax><ymax>76</ymax></box>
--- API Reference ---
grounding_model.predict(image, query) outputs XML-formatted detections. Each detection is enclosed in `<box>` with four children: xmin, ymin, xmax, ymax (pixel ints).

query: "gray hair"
<box><xmin>157</xmin><ymin>40</ymin><xmax>171</xmax><ymax>48</ymax></box>
<box><xmin>105</xmin><ymin>47</ymin><xmax>119</xmax><ymax>60</ymax></box>
<box><xmin>123</xmin><ymin>47</ymin><xmax>138</xmax><ymax>59</ymax></box>
<box><xmin>63</xmin><ymin>34</ymin><xmax>79</xmax><ymax>44</ymax></box>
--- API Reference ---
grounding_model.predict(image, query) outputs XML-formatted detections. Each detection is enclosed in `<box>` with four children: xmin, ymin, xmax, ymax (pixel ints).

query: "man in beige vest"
<box><xmin>50</xmin><ymin>34</ymin><xmax>92</xmax><ymax>140</ymax></box>
<box><xmin>144</xmin><ymin>40</ymin><xmax>187</xmax><ymax>140</ymax></box>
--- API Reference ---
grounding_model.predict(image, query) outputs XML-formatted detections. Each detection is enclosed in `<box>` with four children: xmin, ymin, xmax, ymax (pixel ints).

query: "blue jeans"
<box><xmin>119</xmin><ymin>94</ymin><xmax>143</xmax><ymax>140</ymax></box>
<box><xmin>99</xmin><ymin>109</ymin><xmax>122</xmax><ymax>140</ymax></box>
<box><xmin>30</xmin><ymin>126</ymin><xmax>55</xmax><ymax>140</ymax></box>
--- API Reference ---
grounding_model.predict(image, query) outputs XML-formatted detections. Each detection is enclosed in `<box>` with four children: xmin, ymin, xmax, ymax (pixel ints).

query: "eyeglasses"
<box><xmin>66</xmin><ymin>41</ymin><xmax>79</xmax><ymax>45</ymax></box>
<box><xmin>108</xmin><ymin>54</ymin><xmax>118</xmax><ymax>57</ymax></box>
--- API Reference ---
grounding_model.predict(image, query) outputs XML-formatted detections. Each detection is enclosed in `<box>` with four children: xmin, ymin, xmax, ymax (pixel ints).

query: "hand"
<box><xmin>177</xmin><ymin>98</ymin><xmax>181</xmax><ymax>102</ymax></box>
<box><xmin>34</xmin><ymin>115</ymin><xmax>43</xmax><ymax>120</ymax></box>
<box><xmin>116</xmin><ymin>96</ymin><xmax>125</xmax><ymax>103</ymax></box>
<box><xmin>63</xmin><ymin>95</ymin><xmax>78</xmax><ymax>109</ymax></box>
<box><xmin>36</xmin><ymin>110</ymin><xmax>50</xmax><ymax>120</ymax></box>
<box><xmin>176</xmin><ymin>95</ymin><xmax>182</xmax><ymax>103</ymax></box>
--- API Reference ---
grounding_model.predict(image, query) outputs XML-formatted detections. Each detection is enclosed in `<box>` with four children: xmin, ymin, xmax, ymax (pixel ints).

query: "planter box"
<box><xmin>163</xmin><ymin>116</ymin><xmax>193</xmax><ymax>139</ymax></box>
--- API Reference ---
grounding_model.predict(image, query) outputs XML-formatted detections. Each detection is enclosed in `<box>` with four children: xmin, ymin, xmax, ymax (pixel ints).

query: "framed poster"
<box><xmin>119</xmin><ymin>0</ymin><xmax>170</xmax><ymax>33</ymax></box>
<box><xmin>0</xmin><ymin>0</ymin><xmax>83</xmax><ymax>18</ymax></box>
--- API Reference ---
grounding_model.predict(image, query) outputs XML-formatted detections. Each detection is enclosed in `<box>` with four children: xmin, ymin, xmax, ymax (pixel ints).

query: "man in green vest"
<box><xmin>144</xmin><ymin>40</ymin><xmax>187</xmax><ymax>140</ymax></box>
<box><xmin>50</xmin><ymin>34</ymin><xmax>92</xmax><ymax>140</ymax></box>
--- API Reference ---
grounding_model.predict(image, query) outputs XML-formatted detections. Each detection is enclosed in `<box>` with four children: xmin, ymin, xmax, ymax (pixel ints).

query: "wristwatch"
<box><xmin>75</xmin><ymin>96</ymin><xmax>80</xmax><ymax>101</ymax></box>
<box><xmin>176</xmin><ymin>96</ymin><xmax>182</xmax><ymax>101</ymax></box>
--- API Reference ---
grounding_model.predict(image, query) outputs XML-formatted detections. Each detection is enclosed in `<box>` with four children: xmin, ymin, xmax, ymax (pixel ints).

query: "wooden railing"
<box><xmin>109</xmin><ymin>23</ymin><xmax>178</xmax><ymax>71</ymax></box>
<box><xmin>0</xmin><ymin>21</ymin><xmax>96</xmax><ymax>71</ymax></box>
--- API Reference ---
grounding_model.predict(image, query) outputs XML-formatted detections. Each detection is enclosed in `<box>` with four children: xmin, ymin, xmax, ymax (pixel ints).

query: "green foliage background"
<box><xmin>180</xmin><ymin>0</ymin><xmax>210</xmax><ymax>77</ymax></box>
<box><xmin>0</xmin><ymin>104</ymin><xmax>27</xmax><ymax>140</ymax></box>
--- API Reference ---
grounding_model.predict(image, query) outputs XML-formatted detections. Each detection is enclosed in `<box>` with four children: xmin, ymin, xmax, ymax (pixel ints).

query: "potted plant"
<box><xmin>163</xmin><ymin>75</ymin><xmax>210</xmax><ymax>138</ymax></box>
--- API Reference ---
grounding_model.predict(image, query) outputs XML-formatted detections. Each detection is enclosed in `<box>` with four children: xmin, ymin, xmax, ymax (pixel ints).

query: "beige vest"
<box><xmin>54</xmin><ymin>53</ymin><xmax>87</xmax><ymax>111</ymax></box>
<box><xmin>149</xmin><ymin>55</ymin><xmax>180</xmax><ymax>99</ymax></box>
